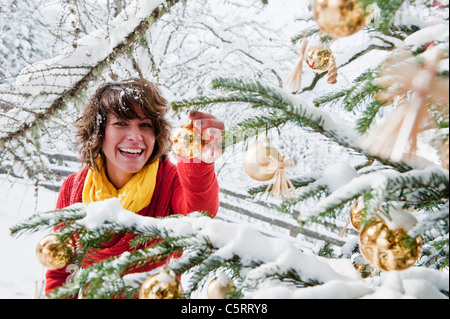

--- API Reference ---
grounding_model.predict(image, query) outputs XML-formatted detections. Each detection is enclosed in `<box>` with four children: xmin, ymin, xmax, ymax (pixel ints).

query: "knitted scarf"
<box><xmin>82</xmin><ymin>158</ymin><xmax>159</xmax><ymax>213</ymax></box>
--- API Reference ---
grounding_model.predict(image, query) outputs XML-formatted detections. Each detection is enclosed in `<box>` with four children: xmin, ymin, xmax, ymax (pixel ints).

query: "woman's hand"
<box><xmin>188</xmin><ymin>110</ymin><xmax>225</xmax><ymax>163</ymax></box>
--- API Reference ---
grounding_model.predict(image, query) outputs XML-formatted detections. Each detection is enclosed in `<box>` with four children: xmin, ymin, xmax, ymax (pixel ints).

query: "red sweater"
<box><xmin>45</xmin><ymin>156</ymin><xmax>219</xmax><ymax>295</ymax></box>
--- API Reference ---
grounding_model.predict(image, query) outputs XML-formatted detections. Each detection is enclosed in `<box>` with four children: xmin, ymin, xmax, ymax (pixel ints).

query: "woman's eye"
<box><xmin>114</xmin><ymin>121</ymin><xmax>127</xmax><ymax>126</ymax></box>
<box><xmin>141</xmin><ymin>122</ymin><xmax>153</xmax><ymax>128</ymax></box>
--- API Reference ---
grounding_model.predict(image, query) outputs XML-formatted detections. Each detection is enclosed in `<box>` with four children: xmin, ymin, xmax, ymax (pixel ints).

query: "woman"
<box><xmin>45</xmin><ymin>78</ymin><xmax>224</xmax><ymax>295</ymax></box>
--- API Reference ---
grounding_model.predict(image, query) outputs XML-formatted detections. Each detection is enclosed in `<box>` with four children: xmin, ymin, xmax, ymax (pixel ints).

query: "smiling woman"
<box><xmin>44</xmin><ymin>78</ymin><xmax>225</xmax><ymax>297</ymax></box>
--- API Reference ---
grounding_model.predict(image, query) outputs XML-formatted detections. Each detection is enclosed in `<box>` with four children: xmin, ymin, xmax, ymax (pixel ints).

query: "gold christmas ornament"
<box><xmin>170</xmin><ymin>119</ymin><xmax>203</xmax><ymax>158</ymax></box>
<box><xmin>338</xmin><ymin>200</ymin><xmax>365</xmax><ymax>237</ymax></box>
<box><xmin>359</xmin><ymin>217</ymin><xmax>423</xmax><ymax>272</ymax></box>
<box><xmin>206</xmin><ymin>273</ymin><xmax>236</xmax><ymax>299</ymax></box>
<box><xmin>139</xmin><ymin>265</ymin><xmax>184</xmax><ymax>299</ymax></box>
<box><xmin>314</xmin><ymin>0</ymin><xmax>369</xmax><ymax>37</ymax></box>
<box><xmin>243</xmin><ymin>138</ymin><xmax>280</xmax><ymax>181</ymax></box>
<box><xmin>243</xmin><ymin>138</ymin><xmax>297</xmax><ymax>200</ymax></box>
<box><xmin>305</xmin><ymin>45</ymin><xmax>332</xmax><ymax>73</ymax></box>
<box><xmin>352</xmin><ymin>257</ymin><xmax>375</xmax><ymax>279</ymax></box>
<box><xmin>350</xmin><ymin>200</ymin><xmax>365</xmax><ymax>231</ymax></box>
<box><xmin>36</xmin><ymin>234</ymin><xmax>74</xmax><ymax>270</ymax></box>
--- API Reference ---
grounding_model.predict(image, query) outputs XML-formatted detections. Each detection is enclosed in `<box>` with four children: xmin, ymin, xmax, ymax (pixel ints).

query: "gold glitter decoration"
<box><xmin>359</xmin><ymin>218</ymin><xmax>423</xmax><ymax>272</ymax></box>
<box><xmin>305</xmin><ymin>46</ymin><xmax>332</xmax><ymax>73</ymax></box>
<box><xmin>36</xmin><ymin>234</ymin><xmax>74</xmax><ymax>270</ymax></box>
<box><xmin>139</xmin><ymin>265</ymin><xmax>184</xmax><ymax>299</ymax></box>
<box><xmin>350</xmin><ymin>201</ymin><xmax>365</xmax><ymax>231</ymax></box>
<box><xmin>170</xmin><ymin>120</ymin><xmax>202</xmax><ymax>158</ymax></box>
<box><xmin>314</xmin><ymin>0</ymin><xmax>368</xmax><ymax>37</ymax></box>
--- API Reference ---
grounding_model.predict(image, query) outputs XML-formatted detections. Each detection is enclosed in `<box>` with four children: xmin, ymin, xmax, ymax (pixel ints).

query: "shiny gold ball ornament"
<box><xmin>243</xmin><ymin>138</ymin><xmax>280</xmax><ymax>181</ymax></box>
<box><xmin>206</xmin><ymin>273</ymin><xmax>236</xmax><ymax>299</ymax></box>
<box><xmin>359</xmin><ymin>218</ymin><xmax>423</xmax><ymax>272</ymax></box>
<box><xmin>36</xmin><ymin>234</ymin><xmax>74</xmax><ymax>270</ymax></box>
<box><xmin>305</xmin><ymin>45</ymin><xmax>332</xmax><ymax>73</ymax></box>
<box><xmin>139</xmin><ymin>265</ymin><xmax>184</xmax><ymax>299</ymax></box>
<box><xmin>314</xmin><ymin>0</ymin><xmax>369</xmax><ymax>37</ymax></box>
<box><xmin>350</xmin><ymin>200</ymin><xmax>365</xmax><ymax>231</ymax></box>
<box><xmin>170</xmin><ymin>120</ymin><xmax>202</xmax><ymax>158</ymax></box>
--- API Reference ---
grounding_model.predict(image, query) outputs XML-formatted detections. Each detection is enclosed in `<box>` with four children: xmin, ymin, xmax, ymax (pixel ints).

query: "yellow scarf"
<box><xmin>82</xmin><ymin>158</ymin><xmax>159</xmax><ymax>213</ymax></box>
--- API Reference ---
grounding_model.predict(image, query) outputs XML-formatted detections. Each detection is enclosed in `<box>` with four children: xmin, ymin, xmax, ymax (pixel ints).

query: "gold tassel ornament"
<box><xmin>359</xmin><ymin>48</ymin><xmax>446</xmax><ymax>165</ymax></box>
<box><xmin>286</xmin><ymin>36</ymin><xmax>308</xmax><ymax>92</ymax></box>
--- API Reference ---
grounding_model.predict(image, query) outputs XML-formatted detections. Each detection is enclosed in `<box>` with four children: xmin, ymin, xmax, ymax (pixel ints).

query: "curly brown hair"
<box><xmin>75</xmin><ymin>78</ymin><xmax>171</xmax><ymax>172</ymax></box>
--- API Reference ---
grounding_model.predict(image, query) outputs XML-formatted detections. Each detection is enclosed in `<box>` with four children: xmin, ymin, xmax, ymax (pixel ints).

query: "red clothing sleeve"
<box><xmin>171</xmin><ymin>156</ymin><xmax>220</xmax><ymax>217</ymax></box>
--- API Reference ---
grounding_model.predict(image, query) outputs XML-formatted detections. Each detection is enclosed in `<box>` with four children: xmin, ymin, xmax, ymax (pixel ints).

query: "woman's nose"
<box><xmin>127</xmin><ymin>125</ymin><xmax>143</xmax><ymax>141</ymax></box>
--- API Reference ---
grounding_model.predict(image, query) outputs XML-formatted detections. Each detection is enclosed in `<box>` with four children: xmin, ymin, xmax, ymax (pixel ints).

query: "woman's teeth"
<box><xmin>120</xmin><ymin>148</ymin><xmax>143</xmax><ymax>155</ymax></box>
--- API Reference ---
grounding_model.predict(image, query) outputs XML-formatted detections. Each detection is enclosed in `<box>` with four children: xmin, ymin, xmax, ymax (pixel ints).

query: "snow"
<box><xmin>2</xmin><ymin>177</ymin><xmax>448</xmax><ymax>299</ymax></box>
<box><xmin>0</xmin><ymin>175</ymin><xmax>58</xmax><ymax>298</ymax></box>
<box><xmin>14</xmin><ymin>0</ymin><xmax>165</xmax><ymax>97</ymax></box>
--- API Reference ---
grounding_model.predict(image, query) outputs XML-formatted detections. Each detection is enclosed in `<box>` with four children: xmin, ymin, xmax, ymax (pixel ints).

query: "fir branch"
<box><xmin>9</xmin><ymin>203</ymin><xmax>86</xmax><ymax>237</ymax></box>
<box><xmin>222</xmin><ymin>112</ymin><xmax>289</xmax><ymax>149</ymax></box>
<box><xmin>359</xmin><ymin>0</ymin><xmax>407</xmax><ymax>33</ymax></box>
<box><xmin>356</xmin><ymin>100</ymin><xmax>384</xmax><ymax>133</ymax></box>
<box><xmin>296</xmin><ymin>166</ymin><xmax>448</xmax><ymax>222</ymax></box>
<box><xmin>408</xmin><ymin>205</ymin><xmax>449</xmax><ymax>239</ymax></box>
<box><xmin>279</xmin><ymin>181</ymin><xmax>329</xmax><ymax>214</ymax></box>
<box><xmin>248</xmin><ymin>176</ymin><xmax>315</xmax><ymax>197</ymax></box>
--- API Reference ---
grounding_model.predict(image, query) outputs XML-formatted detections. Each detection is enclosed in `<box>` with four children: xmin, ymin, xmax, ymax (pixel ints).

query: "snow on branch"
<box><xmin>296</xmin><ymin>164</ymin><xmax>449</xmax><ymax>221</ymax></box>
<box><xmin>10</xmin><ymin>197</ymin><xmax>449</xmax><ymax>298</ymax></box>
<box><xmin>0</xmin><ymin>0</ymin><xmax>180</xmax><ymax>150</ymax></box>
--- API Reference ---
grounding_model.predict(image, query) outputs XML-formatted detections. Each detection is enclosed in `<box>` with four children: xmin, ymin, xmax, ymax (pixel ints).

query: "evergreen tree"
<box><xmin>8</xmin><ymin>0</ymin><xmax>449</xmax><ymax>299</ymax></box>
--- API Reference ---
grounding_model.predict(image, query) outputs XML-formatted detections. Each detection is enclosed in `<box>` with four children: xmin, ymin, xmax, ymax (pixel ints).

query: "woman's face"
<box><xmin>102</xmin><ymin>104</ymin><xmax>156</xmax><ymax>188</ymax></box>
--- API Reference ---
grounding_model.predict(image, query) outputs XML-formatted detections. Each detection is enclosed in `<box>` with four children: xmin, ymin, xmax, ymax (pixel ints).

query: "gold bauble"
<box><xmin>36</xmin><ymin>234</ymin><xmax>74</xmax><ymax>270</ymax></box>
<box><xmin>243</xmin><ymin>138</ymin><xmax>280</xmax><ymax>181</ymax></box>
<box><xmin>352</xmin><ymin>259</ymin><xmax>375</xmax><ymax>279</ymax></box>
<box><xmin>170</xmin><ymin>120</ymin><xmax>202</xmax><ymax>158</ymax></box>
<box><xmin>350</xmin><ymin>201</ymin><xmax>365</xmax><ymax>231</ymax></box>
<box><xmin>139</xmin><ymin>265</ymin><xmax>184</xmax><ymax>299</ymax></box>
<box><xmin>206</xmin><ymin>276</ymin><xmax>236</xmax><ymax>299</ymax></box>
<box><xmin>314</xmin><ymin>0</ymin><xmax>368</xmax><ymax>37</ymax></box>
<box><xmin>359</xmin><ymin>218</ymin><xmax>423</xmax><ymax>272</ymax></box>
<box><xmin>305</xmin><ymin>46</ymin><xmax>332</xmax><ymax>73</ymax></box>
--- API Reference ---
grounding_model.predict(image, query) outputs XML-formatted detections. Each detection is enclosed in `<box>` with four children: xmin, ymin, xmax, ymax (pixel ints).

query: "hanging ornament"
<box><xmin>327</xmin><ymin>54</ymin><xmax>338</xmax><ymax>84</ymax></box>
<box><xmin>305</xmin><ymin>41</ymin><xmax>332</xmax><ymax>74</ymax></box>
<box><xmin>139</xmin><ymin>265</ymin><xmax>184</xmax><ymax>299</ymax></box>
<box><xmin>206</xmin><ymin>272</ymin><xmax>236</xmax><ymax>299</ymax></box>
<box><xmin>338</xmin><ymin>199</ymin><xmax>366</xmax><ymax>237</ymax></box>
<box><xmin>243</xmin><ymin>138</ymin><xmax>296</xmax><ymax>200</ymax></box>
<box><xmin>36</xmin><ymin>234</ymin><xmax>75</xmax><ymax>270</ymax></box>
<box><xmin>170</xmin><ymin>119</ymin><xmax>203</xmax><ymax>158</ymax></box>
<box><xmin>286</xmin><ymin>35</ymin><xmax>309</xmax><ymax>92</ymax></box>
<box><xmin>352</xmin><ymin>256</ymin><xmax>375</xmax><ymax>279</ymax></box>
<box><xmin>359</xmin><ymin>48</ymin><xmax>446</xmax><ymax>165</ymax></box>
<box><xmin>359</xmin><ymin>217</ymin><xmax>423</xmax><ymax>272</ymax></box>
<box><xmin>314</xmin><ymin>0</ymin><xmax>369</xmax><ymax>37</ymax></box>
<box><xmin>350</xmin><ymin>200</ymin><xmax>366</xmax><ymax>231</ymax></box>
